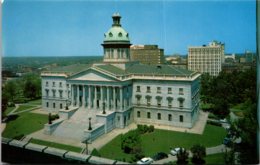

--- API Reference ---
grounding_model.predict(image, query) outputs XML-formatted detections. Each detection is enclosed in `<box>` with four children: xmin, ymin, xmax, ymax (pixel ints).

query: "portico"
<box><xmin>70</xmin><ymin>84</ymin><xmax>132</xmax><ymax>112</ymax></box>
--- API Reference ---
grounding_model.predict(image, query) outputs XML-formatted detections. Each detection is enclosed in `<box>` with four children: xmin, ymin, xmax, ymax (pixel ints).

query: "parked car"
<box><xmin>223</xmin><ymin>137</ymin><xmax>232</xmax><ymax>146</ymax></box>
<box><xmin>137</xmin><ymin>157</ymin><xmax>153</xmax><ymax>164</ymax></box>
<box><xmin>152</xmin><ymin>152</ymin><xmax>168</xmax><ymax>161</ymax></box>
<box><xmin>170</xmin><ymin>147</ymin><xmax>185</xmax><ymax>156</ymax></box>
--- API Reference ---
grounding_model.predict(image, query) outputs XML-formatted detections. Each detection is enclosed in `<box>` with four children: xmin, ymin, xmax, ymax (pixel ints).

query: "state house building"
<box><xmin>41</xmin><ymin>13</ymin><xmax>201</xmax><ymax>141</ymax></box>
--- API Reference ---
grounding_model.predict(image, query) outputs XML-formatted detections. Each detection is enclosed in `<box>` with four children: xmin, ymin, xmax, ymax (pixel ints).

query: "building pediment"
<box><xmin>68</xmin><ymin>68</ymin><xmax>118</xmax><ymax>82</ymax></box>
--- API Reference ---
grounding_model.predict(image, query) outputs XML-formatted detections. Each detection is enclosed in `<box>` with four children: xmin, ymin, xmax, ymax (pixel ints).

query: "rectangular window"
<box><xmin>157</xmin><ymin>113</ymin><xmax>161</xmax><ymax>120</ymax></box>
<box><xmin>168</xmin><ymin>88</ymin><xmax>172</xmax><ymax>94</ymax></box>
<box><xmin>60</xmin><ymin>103</ymin><xmax>63</xmax><ymax>109</ymax></box>
<box><xmin>179</xmin><ymin>88</ymin><xmax>184</xmax><ymax>95</ymax></box>
<box><xmin>168</xmin><ymin>114</ymin><xmax>172</xmax><ymax>121</ymax></box>
<box><xmin>46</xmin><ymin>102</ymin><xmax>49</xmax><ymax>107</ymax></box>
<box><xmin>180</xmin><ymin>115</ymin><xmax>183</xmax><ymax>122</ymax></box>
<box><xmin>137</xmin><ymin>111</ymin><xmax>140</xmax><ymax>118</ymax></box>
<box><xmin>46</xmin><ymin>81</ymin><xmax>48</xmax><ymax>87</ymax></box>
<box><xmin>157</xmin><ymin>87</ymin><xmax>161</xmax><ymax>93</ymax></box>
<box><xmin>53</xmin><ymin>103</ymin><xmax>55</xmax><ymax>108</ymax></box>
<box><xmin>53</xmin><ymin>90</ymin><xmax>56</xmax><ymax>97</ymax></box>
<box><xmin>53</xmin><ymin>82</ymin><xmax>55</xmax><ymax>87</ymax></box>
<box><xmin>147</xmin><ymin>86</ymin><xmax>151</xmax><ymax>93</ymax></box>
<box><xmin>147</xmin><ymin>112</ymin><xmax>151</xmax><ymax>119</ymax></box>
<box><xmin>59</xmin><ymin>82</ymin><xmax>62</xmax><ymax>87</ymax></box>
<box><xmin>136</xmin><ymin>86</ymin><xmax>141</xmax><ymax>92</ymax></box>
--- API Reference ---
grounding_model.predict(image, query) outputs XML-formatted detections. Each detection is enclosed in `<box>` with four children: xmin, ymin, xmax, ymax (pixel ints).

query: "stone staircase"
<box><xmin>52</xmin><ymin>108</ymin><xmax>97</xmax><ymax>141</ymax></box>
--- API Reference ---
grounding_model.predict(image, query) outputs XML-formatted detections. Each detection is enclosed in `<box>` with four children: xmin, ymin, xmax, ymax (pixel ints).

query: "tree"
<box><xmin>2</xmin><ymin>93</ymin><xmax>9</xmax><ymax>118</ymax></box>
<box><xmin>22</xmin><ymin>73</ymin><xmax>41</xmax><ymax>99</ymax></box>
<box><xmin>3</xmin><ymin>80</ymin><xmax>18</xmax><ymax>102</ymax></box>
<box><xmin>176</xmin><ymin>148</ymin><xmax>189</xmax><ymax>165</ymax></box>
<box><xmin>121</xmin><ymin>130</ymin><xmax>141</xmax><ymax>154</ymax></box>
<box><xmin>190</xmin><ymin>144</ymin><xmax>206</xmax><ymax>164</ymax></box>
<box><xmin>234</xmin><ymin>101</ymin><xmax>258</xmax><ymax>164</ymax></box>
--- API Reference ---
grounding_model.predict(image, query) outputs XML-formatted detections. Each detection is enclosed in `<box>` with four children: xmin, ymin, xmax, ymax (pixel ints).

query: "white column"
<box><xmin>113</xmin><ymin>86</ymin><xmax>116</xmax><ymax>110</ymax></box>
<box><xmin>71</xmin><ymin>85</ymin><xmax>74</xmax><ymax>106</ymax></box>
<box><xmin>88</xmin><ymin>85</ymin><xmax>91</xmax><ymax>109</ymax></box>
<box><xmin>120</xmin><ymin>86</ymin><xmax>123</xmax><ymax>110</ymax></box>
<box><xmin>106</xmin><ymin>86</ymin><xmax>109</xmax><ymax>110</ymax></box>
<box><xmin>82</xmin><ymin>85</ymin><xmax>85</xmax><ymax>108</ymax></box>
<box><xmin>124</xmin><ymin>87</ymin><xmax>127</xmax><ymax>109</ymax></box>
<box><xmin>101</xmin><ymin>86</ymin><xmax>103</xmax><ymax>110</ymax></box>
<box><xmin>77</xmin><ymin>85</ymin><xmax>80</xmax><ymax>107</ymax></box>
<box><xmin>94</xmin><ymin>86</ymin><xmax>97</xmax><ymax>110</ymax></box>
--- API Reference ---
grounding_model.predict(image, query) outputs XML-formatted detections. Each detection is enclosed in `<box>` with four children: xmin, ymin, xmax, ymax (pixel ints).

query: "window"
<box><xmin>46</xmin><ymin>102</ymin><xmax>49</xmax><ymax>107</ymax></box>
<box><xmin>128</xmin><ymin>113</ymin><xmax>130</xmax><ymax>120</ymax></box>
<box><xmin>118</xmin><ymin>32</ymin><xmax>122</xmax><ymax>37</ymax></box>
<box><xmin>52</xmin><ymin>90</ymin><xmax>56</xmax><ymax>97</ymax></box>
<box><xmin>60</xmin><ymin>104</ymin><xmax>63</xmax><ymax>109</ymax></box>
<box><xmin>179</xmin><ymin>115</ymin><xmax>183</xmax><ymax>122</ymax></box>
<box><xmin>168</xmin><ymin>100</ymin><xmax>172</xmax><ymax>107</ymax></box>
<box><xmin>157</xmin><ymin>87</ymin><xmax>161</xmax><ymax>93</ymax></box>
<box><xmin>168</xmin><ymin>88</ymin><xmax>172</xmax><ymax>94</ymax></box>
<box><xmin>45</xmin><ymin>89</ymin><xmax>49</xmax><ymax>97</ymax></box>
<box><xmin>53</xmin><ymin>82</ymin><xmax>55</xmax><ymax>87</ymax></box>
<box><xmin>168</xmin><ymin>114</ymin><xmax>172</xmax><ymax>121</ymax></box>
<box><xmin>179</xmin><ymin>88</ymin><xmax>184</xmax><ymax>95</ymax></box>
<box><xmin>136</xmin><ymin>86</ymin><xmax>141</xmax><ymax>92</ymax></box>
<box><xmin>137</xmin><ymin>97</ymin><xmax>141</xmax><ymax>105</ymax></box>
<box><xmin>147</xmin><ymin>112</ymin><xmax>151</xmax><ymax>119</ymax></box>
<box><xmin>59</xmin><ymin>82</ymin><xmax>62</xmax><ymax>87</ymax></box>
<box><xmin>157</xmin><ymin>113</ymin><xmax>161</xmax><ymax>120</ymax></box>
<box><xmin>157</xmin><ymin>99</ymin><xmax>161</xmax><ymax>107</ymax></box>
<box><xmin>146</xmin><ymin>97</ymin><xmax>151</xmax><ymax>106</ymax></box>
<box><xmin>147</xmin><ymin>86</ymin><xmax>151</xmax><ymax>93</ymax></box>
<box><xmin>53</xmin><ymin>103</ymin><xmax>56</xmax><ymax>108</ymax></box>
<box><xmin>46</xmin><ymin>81</ymin><xmax>48</xmax><ymax>87</ymax></box>
<box><xmin>137</xmin><ymin>111</ymin><xmax>141</xmax><ymax>118</ymax></box>
<box><xmin>59</xmin><ymin>90</ymin><xmax>63</xmax><ymax>98</ymax></box>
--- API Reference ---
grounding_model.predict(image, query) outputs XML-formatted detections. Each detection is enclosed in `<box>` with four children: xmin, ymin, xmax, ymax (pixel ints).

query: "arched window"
<box><xmin>118</xmin><ymin>32</ymin><xmax>122</xmax><ymax>37</ymax></box>
<box><xmin>109</xmin><ymin>32</ymin><xmax>113</xmax><ymax>37</ymax></box>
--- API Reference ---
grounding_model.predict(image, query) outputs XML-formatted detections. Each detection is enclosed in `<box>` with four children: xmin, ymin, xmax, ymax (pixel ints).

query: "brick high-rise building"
<box><xmin>130</xmin><ymin>45</ymin><xmax>164</xmax><ymax>65</ymax></box>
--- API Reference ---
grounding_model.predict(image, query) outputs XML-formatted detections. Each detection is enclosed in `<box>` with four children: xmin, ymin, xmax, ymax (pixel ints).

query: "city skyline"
<box><xmin>3</xmin><ymin>0</ymin><xmax>256</xmax><ymax>57</ymax></box>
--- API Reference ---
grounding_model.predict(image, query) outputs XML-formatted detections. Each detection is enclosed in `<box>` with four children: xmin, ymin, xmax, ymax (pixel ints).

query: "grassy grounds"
<box><xmin>4</xmin><ymin>106</ymin><xmax>16</xmax><ymax>116</ymax></box>
<box><xmin>29</xmin><ymin>138</ymin><xmax>82</xmax><ymax>153</ymax></box>
<box><xmin>205</xmin><ymin>153</ymin><xmax>225</xmax><ymax>164</ymax></box>
<box><xmin>27</xmin><ymin>99</ymin><xmax>42</xmax><ymax>105</ymax></box>
<box><xmin>15</xmin><ymin>105</ymin><xmax>37</xmax><ymax>112</ymax></box>
<box><xmin>99</xmin><ymin>124</ymin><xmax>226</xmax><ymax>162</ymax></box>
<box><xmin>2</xmin><ymin>112</ymin><xmax>48</xmax><ymax>139</ymax></box>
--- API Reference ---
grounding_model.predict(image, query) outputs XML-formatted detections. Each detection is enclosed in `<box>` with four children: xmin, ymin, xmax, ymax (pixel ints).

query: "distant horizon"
<box><xmin>3</xmin><ymin>1</ymin><xmax>256</xmax><ymax>57</ymax></box>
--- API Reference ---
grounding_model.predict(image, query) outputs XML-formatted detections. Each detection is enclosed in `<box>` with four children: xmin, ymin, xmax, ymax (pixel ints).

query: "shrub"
<box><xmin>148</xmin><ymin>125</ymin><xmax>154</xmax><ymax>132</ymax></box>
<box><xmin>121</xmin><ymin>130</ymin><xmax>141</xmax><ymax>154</ymax></box>
<box><xmin>191</xmin><ymin>144</ymin><xmax>206</xmax><ymax>164</ymax></box>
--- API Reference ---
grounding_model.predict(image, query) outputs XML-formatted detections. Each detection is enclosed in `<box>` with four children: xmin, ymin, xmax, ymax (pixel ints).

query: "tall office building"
<box><xmin>130</xmin><ymin>45</ymin><xmax>164</xmax><ymax>65</ymax></box>
<box><xmin>188</xmin><ymin>41</ymin><xmax>225</xmax><ymax>76</ymax></box>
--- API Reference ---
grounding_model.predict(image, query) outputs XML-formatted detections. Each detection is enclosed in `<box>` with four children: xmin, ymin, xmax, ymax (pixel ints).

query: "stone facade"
<box><xmin>41</xmin><ymin>13</ymin><xmax>201</xmax><ymax>141</ymax></box>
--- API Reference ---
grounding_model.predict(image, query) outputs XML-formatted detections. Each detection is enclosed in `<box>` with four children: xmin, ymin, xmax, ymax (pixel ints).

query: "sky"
<box><xmin>2</xmin><ymin>0</ymin><xmax>256</xmax><ymax>57</ymax></box>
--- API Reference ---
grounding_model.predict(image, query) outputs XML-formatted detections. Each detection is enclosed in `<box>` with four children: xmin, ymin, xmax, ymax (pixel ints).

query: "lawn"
<box><xmin>27</xmin><ymin>99</ymin><xmax>42</xmax><ymax>105</ymax></box>
<box><xmin>4</xmin><ymin>106</ymin><xmax>16</xmax><ymax>116</ymax></box>
<box><xmin>205</xmin><ymin>153</ymin><xmax>225</xmax><ymax>164</ymax></box>
<box><xmin>29</xmin><ymin>138</ymin><xmax>82</xmax><ymax>153</ymax></box>
<box><xmin>2</xmin><ymin>112</ymin><xmax>48</xmax><ymax>139</ymax></box>
<box><xmin>15</xmin><ymin>105</ymin><xmax>37</xmax><ymax>113</ymax></box>
<box><xmin>99</xmin><ymin>124</ymin><xmax>226</xmax><ymax>162</ymax></box>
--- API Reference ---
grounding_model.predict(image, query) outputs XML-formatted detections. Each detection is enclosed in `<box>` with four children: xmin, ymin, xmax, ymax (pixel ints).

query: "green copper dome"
<box><xmin>104</xmin><ymin>13</ymin><xmax>130</xmax><ymax>43</ymax></box>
